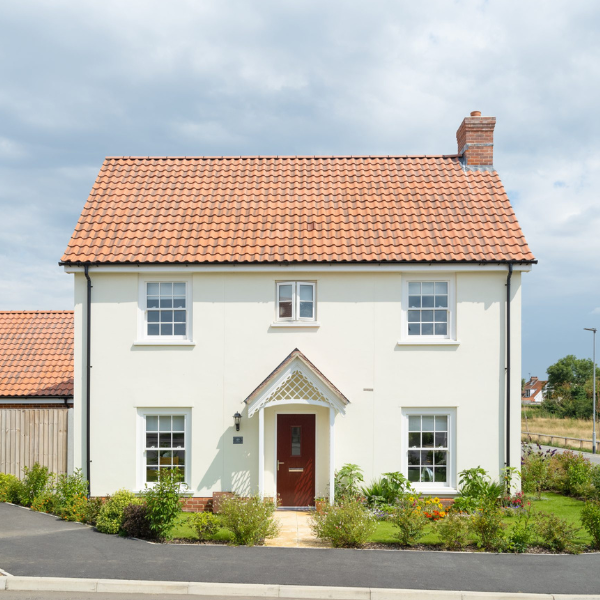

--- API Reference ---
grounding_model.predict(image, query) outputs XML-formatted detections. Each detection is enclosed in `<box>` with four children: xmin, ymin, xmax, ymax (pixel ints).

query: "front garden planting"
<box><xmin>1</xmin><ymin>443</ymin><xmax>599</xmax><ymax>552</ymax></box>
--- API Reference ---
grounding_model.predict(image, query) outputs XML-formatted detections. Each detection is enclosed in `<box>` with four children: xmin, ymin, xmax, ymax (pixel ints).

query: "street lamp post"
<box><xmin>584</xmin><ymin>327</ymin><xmax>597</xmax><ymax>454</ymax></box>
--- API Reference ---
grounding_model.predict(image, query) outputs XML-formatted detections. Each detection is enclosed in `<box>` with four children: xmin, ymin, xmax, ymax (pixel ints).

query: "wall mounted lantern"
<box><xmin>233</xmin><ymin>411</ymin><xmax>242</xmax><ymax>432</ymax></box>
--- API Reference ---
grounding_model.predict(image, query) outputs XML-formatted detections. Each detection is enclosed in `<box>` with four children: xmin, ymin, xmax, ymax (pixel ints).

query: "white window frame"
<box><xmin>275</xmin><ymin>281</ymin><xmax>316</xmax><ymax>323</ymax></box>
<box><xmin>399</xmin><ymin>274</ymin><xmax>457</xmax><ymax>344</ymax></box>
<box><xmin>136</xmin><ymin>407</ymin><xmax>191</xmax><ymax>491</ymax></box>
<box><xmin>136</xmin><ymin>275</ymin><xmax>194</xmax><ymax>345</ymax></box>
<box><xmin>401</xmin><ymin>407</ymin><xmax>457</xmax><ymax>494</ymax></box>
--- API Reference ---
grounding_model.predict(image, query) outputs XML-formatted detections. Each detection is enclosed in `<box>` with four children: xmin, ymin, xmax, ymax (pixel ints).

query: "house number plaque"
<box><xmin>233</xmin><ymin>436</ymin><xmax>243</xmax><ymax>444</ymax></box>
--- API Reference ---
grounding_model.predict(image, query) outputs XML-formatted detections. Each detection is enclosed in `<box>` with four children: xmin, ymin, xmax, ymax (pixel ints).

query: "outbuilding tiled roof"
<box><xmin>0</xmin><ymin>311</ymin><xmax>74</xmax><ymax>398</ymax></box>
<box><xmin>61</xmin><ymin>155</ymin><xmax>535</xmax><ymax>265</ymax></box>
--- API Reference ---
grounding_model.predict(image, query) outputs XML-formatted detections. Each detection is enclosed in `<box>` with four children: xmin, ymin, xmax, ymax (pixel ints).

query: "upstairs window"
<box><xmin>276</xmin><ymin>282</ymin><xmax>316</xmax><ymax>322</ymax></box>
<box><xmin>146</xmin><ymin>282</ymin><xmax>187</xmax><ymax>337</ymax></box>
<box><xmin>407</xmin><ymin>281</ymin><xmax>450</xmax><ymax>338</ymax></box>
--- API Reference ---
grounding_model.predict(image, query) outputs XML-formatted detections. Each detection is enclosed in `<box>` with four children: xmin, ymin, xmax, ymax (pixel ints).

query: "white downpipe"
<box><xmin>258</xmin><ymin>407</ymin><xmax>265</xmax><ymax>498</ymax></box>
<box><xmin>329</xmin><ymin>407</ymin><xmax>335</xmax><ymax>505</ymax></box>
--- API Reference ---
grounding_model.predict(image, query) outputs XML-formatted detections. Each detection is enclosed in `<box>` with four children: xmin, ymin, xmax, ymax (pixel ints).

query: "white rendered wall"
<box><xmin>71</xmin><ymin>269</ymin><xmax>523</xmax><ymax>497</ymax></box>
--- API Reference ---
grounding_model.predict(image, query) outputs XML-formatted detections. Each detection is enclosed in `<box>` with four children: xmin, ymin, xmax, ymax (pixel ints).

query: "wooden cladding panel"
<box><xmin>0</xmin><ymin>409</ymin><xmax>68</xmax><ymax>479</ymax></box>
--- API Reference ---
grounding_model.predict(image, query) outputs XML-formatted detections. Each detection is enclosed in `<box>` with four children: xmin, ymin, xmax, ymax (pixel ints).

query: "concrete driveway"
<box><xmin>1</xmin><ymin>503</ymin><xmax>600</xmax><ymax>596</ymax></box>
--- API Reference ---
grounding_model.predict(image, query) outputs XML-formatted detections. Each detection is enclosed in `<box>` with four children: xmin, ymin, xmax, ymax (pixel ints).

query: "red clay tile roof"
<box><xmin>61</xmin><ymin>156</ymin><xmax>535</xmax><ymax>264</ymax></box>
<box><xmin>0</xmin><ymin>311</ymin><xmax>74</xmax><ymax>398</ymax></box>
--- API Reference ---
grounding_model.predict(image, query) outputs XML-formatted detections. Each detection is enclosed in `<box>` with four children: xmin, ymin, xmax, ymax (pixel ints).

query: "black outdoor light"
<box><xmin>233</xmin><ymin>412</ymin><xmax>242</xmax><ymax>432</ymax></box>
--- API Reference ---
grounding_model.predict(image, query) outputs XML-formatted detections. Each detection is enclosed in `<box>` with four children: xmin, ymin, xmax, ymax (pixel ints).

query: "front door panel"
<box><xmin>276</xmin><ymin>414</ymin><xmax>315</xmax><ymax>506</ymax></box>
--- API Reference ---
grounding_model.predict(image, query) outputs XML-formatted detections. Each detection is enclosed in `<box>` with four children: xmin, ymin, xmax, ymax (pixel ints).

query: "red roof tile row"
<box><xmin>0</xmin><ymin>311</ymin><xmax>73</xmax><ymax>397</ymax></box>
<box><xmin>61</xmin><ymin>156</ymin><xmax>534</xmax><ymax>264</ymax></box>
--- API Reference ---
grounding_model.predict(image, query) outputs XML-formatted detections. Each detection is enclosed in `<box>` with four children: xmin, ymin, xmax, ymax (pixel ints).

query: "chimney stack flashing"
<box><xmin>456</xmin><ymin>111</ymin><xmax>496</xmax><ymax>171</ymax></box>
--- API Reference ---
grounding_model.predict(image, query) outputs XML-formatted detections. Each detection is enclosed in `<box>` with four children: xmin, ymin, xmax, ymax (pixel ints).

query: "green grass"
<box><xmin>169</xmin><ymin>494</ymin><xmax>593</xmax><ymax>548</ymax></box>
<box><xmin>366</xmin><ymin>493</ymin><xmax>592</xmax><ymax>546</ymax></box>
<box><xmin>169</xmin><ymin>513</ymin><xmax>232</xmax><ymax>542</ymax></box>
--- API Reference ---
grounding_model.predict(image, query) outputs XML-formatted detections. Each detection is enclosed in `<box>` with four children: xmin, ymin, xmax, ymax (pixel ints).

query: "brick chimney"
<box><xmin>456</xmin><ymin>111</ymin><xmax>496</xmax><ymax>170</ymax></box>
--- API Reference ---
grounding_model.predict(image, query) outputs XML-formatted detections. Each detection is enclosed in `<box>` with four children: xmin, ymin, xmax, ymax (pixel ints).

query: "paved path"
<box><xmin>265</xmin><ymin>510</ymin><xmax>329</xmax><ymax>548</ymax></box>
<box><xmin>1</xmin><ymin>503</ymin><xmax>600</xmax><ymax>595</ymax></box>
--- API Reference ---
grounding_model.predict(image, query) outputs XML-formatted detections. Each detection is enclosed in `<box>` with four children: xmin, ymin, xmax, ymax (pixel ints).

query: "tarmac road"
<box><xmin>1</xmin><ymin>503</ymin><xmax>599</xmax><ymax>596</ymax></box>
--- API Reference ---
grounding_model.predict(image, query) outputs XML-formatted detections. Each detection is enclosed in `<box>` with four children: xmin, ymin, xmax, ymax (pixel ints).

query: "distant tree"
<box><xmin>521</xmin><ymin>378</ymin><xmax>526</xmax><ymax>392</ymax></box>
<box><xmin>543</xmin><ymin>355</ymin><xmax>597</xmax><ymax>419</ymax></box>
<box><xmin>547</xmin><ymin>355</ymin><xmax>593</xmax><ymax>390</ymax></box>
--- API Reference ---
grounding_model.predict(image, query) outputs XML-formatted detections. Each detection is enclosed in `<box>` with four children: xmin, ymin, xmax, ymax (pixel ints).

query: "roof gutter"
<box><xmin>84</xmin><ymin>264</ymin><xmax>92</xmax><ymax>496</ymax></box>
<box><xmin>506</xmin><ymin>262</ymin><xmax>513</xmax><ymax>471</ymax></box>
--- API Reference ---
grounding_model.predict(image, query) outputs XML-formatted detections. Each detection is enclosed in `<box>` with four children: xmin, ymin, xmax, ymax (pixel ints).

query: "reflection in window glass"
<box><xmin>291</xmin><ymin>426</ymin><xmax>301</xmax><ymax>456</ymax></box>
<box><xmin>407</xmin><ymin>281</ymin><xmax>449</xmax><ymax>336</ymax></box>
<box><xmin>145</xmin><ymin>415</ymin><xmax>185</xmax><ymax>483</ymax></box>
<box><xmin>407</xmin><ymin>415</ymin><xmax>448</xmax><ymax>484</ymax></box>
<box><xmin>147</xmin><ymin>282</ymin><xmax>187</xmax><ymax>336</ymax></box>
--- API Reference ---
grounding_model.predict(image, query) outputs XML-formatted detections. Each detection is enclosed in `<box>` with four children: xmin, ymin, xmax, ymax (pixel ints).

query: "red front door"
<box><xmin>276</xmin><ymin>414</ymin><xmax>316</xmax><ymax>506</ymax></box>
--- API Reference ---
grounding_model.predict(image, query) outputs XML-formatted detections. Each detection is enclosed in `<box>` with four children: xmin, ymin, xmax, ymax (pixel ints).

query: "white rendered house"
<box><xmin>61</xmin><ymin>111</ymin><xmax>535</xmax><ymax>507</ymax></box>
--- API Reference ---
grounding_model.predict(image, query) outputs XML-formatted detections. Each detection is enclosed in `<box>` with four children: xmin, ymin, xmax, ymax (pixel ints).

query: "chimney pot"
<box><xmin>470</xmin><ymin>110</ymin><xmax>482</xmax><ymax>117</ymax></box>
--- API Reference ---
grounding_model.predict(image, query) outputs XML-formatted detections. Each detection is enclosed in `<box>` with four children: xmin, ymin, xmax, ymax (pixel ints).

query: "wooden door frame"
<box><xmin>274</xmin><ymin>412</ymin><xmax>318</xmax><ymax>507</ymax></box>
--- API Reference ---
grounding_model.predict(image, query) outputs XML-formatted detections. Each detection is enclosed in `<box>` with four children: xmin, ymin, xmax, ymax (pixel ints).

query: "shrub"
<box><xmin>0</xmin><ymin>473</ymin><xmax>19</xmax><ymax>503</ymax></box>
<box><xmin>362</xmin><ymin>472</ymin><xmax>413</xmax><ymax>507</ymax></box>
<box><xmin>581</xmin><ymin>499</ymin><xmax>600</xmax><ymax>549</ymax></box>
<box><xmin>84</xmin><ymin>497</ymin><xmax>103</xmax><ymax>526</ymax></box>
<box><xmin>219</xmin><ymin>495</ymin><xmax>280</xmax><ymax>546</ymax></box>
<box><xmin>18</xmin><ymin>463</ymin><xmax>53</xmax><ymax>507</ymax></box>
<box><xmin>56</xmin><ymin>469</ymin><xmax>88</xmax><ymax>507</ymax></box>
<box><xmin>334</xmin><ymin>464</ymin><xmax>364</xmax><ymax>501</ymax></box>
<box><xmin>521</xmin><ymin>453</ymin><xmax>549</xmax><ymax>499</ymax></box>
<box><xmin>451</xmin><ymin>496</ymin><xmax>480</xmax><ymax>514</ymax></box>
<box><xmin>435</xmin><ymin>513</ymin><xmax>471</xmax><ymax>550</ymax></box>
<box><xmin>470</xmin><ymin>502</ymin><xmax>507</xmax><ymax>552</ymax></box>
<box><xmin>390</xmin><ymin>496</ymin><xmax>429</xmax><ymax>546</ymax></box>
<box><xmin>191</xmin><ymin>512</ymin><xmax>221</xmax><ymax>542</ymax></box>
<box><xmin>30</xmin><ymin>491</ymin><xmax>61</xmax><ymax>514</ymax></box>
<box><xmin>590</xmin><ymin>465</ymin><xmax>600</xmax><ymax>499</ymax></box>
<box><xmin>521</xmin><ymin>444</ymin><xmax>555</xmax><ymax>498</ymax></box>
<box><xmin>311</xmin><ymin>499</ymin><xmax>376</xmax><ymax>548</ymax></box>
<box><xmin>548</xmin><ymin>451</ymin><xmax>593</xmax><ymax>497</ymax></box>
<box><xmin>458</xmin><ymin>467</ymin><xmax>504</xmax><ymax>507</ymax></box>
<box><xmin>507</xmin><ymin>505</ymin><xmax>536</xmax><ymax>553</ymax></box>
<box><xmin>96</xmin><ymin>489</ymin><xmax>141</xmax><ymax>534</ymax></box>
<box><xmin>121</xmin><ymin>503</ymin><xmax>154</xmax><ymax>540</ymax></box>
<box><xmin>59</xmin><ymin>493</ymin><xmax>90</xmax><ymax>522</ymax></box>
<box><xmin>535</xmin><ymin>512</ymin><xmax>581</xmax><ymax>553</ymax></box>
<box><xmin>142</xmin><ymin>469</ymin><xmax>186</xmax><ymax>542</ymax></box>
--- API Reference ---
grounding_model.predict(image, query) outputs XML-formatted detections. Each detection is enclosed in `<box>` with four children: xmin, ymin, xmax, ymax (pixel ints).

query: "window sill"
<box><xmin>133</xmin><ymin>340</ymin><xmax>196</xmax><ymax>346</ymax></box>
<box><xmin>396</xmin><ymin>339</ymin><xmax>460</xmax><ymax>346</ymax></box>
<box><xmin>411</xmin><ymin>487</ymin><xmax>458</xmax><ymax>496</ymax></box>
<box><xmin>270</xmin><ymin>322</ymin><xmax>321</xmax><ymax>328</ymax></box>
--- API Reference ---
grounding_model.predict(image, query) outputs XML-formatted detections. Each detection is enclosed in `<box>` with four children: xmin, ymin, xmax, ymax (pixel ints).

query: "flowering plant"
<box><xmin>422</xmin><ymin>497</ymin><xmax>447</xmax><ymax>521</ymax></box>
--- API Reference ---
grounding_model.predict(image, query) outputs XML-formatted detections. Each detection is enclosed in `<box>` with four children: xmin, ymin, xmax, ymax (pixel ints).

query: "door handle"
<box><xmin>277</xmin><ymin>461</ymin><xmax>285</xmax><ymax>470</ymax></box>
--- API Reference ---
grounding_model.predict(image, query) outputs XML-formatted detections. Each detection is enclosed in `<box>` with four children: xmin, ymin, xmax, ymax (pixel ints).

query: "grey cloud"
<box><xmin>1</xmin><ymin>0</ymin><xmax>600</xmax><ymax>376</ymax></box>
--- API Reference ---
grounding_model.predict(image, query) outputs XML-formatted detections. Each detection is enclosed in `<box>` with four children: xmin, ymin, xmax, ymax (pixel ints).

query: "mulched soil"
<box><xmin>364</xmin><ymin>542</ymin><xmax>595</xmax><ymax>554</ymax></box>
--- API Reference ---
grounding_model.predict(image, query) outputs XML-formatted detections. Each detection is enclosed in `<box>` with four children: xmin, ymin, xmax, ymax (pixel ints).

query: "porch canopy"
<box><xmin>244</xmin><ymin>349</ymin><xmax>349</xmax><ymax>503</ymax></box>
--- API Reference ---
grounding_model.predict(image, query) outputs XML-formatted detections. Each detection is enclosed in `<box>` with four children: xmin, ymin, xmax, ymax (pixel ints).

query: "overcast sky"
<box><xmin>1</xmin><ymin>0</ymin><xmax>599</xmax><ymax>378</ymax></box>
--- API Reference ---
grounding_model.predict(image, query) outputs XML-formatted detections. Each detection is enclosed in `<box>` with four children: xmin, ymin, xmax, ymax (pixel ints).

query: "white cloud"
<box><xmin>0</xmin><ymin>0</ymin><xmax>599</xmax><ymax>374</ymax></box>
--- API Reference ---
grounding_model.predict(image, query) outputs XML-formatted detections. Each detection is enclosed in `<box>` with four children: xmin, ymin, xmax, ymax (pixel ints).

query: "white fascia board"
<box><xmin>0</xmin><ymin>398</ymin><xmax>71</xmax><ymax>404</ymax></box>
<box><xmin>63</xmin><ymin>263</ymin><xmax>533</xmax><ymax>274</ymax></box>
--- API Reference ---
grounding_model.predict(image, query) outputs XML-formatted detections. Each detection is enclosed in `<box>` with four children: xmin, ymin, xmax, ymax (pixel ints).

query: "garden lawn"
<box><xmin>368</xmin><ymin>493</ymin><xmax>592</xmax><ymax>546</ymax></box>
<box><xmin>169</xmin><ymin>513</ymin><xmax>232</xmax><ymax>542</ymax></box>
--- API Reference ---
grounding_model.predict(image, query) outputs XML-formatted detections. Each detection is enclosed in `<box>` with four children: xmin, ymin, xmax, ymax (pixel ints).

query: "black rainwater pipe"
<box><xmin>84</xmin><ymin>265</ymin><xmax>92</xmax><ymax>495</ymax></box>
<box><xmin>506</xmin><ymin>262</ymin><xmax>513</xmax><ymax>469</ymax></box>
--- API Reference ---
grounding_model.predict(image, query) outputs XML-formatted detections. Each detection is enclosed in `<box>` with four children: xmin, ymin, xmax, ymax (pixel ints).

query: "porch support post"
<box><xmin>329</xmin><ymin>407</ymin><xmax>335</xmax><ymax>505</ymax></box>
<box><xmin>258</xmin><ymin>406</ymin><xmax>265</xmax><ymax>498</ymax></box>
